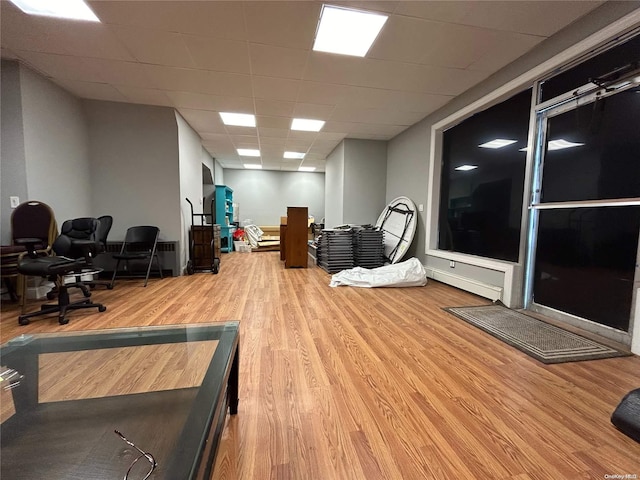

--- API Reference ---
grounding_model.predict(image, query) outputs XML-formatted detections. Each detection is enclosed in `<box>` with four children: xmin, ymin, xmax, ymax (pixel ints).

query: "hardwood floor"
<box><xmin>1</xmin><ymin>251</ymin><xmax>639</xmax><ymax>479</ymax></box>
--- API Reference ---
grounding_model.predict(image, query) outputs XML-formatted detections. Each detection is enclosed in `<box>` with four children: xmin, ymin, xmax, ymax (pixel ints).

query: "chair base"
<box><xmin>18</xmin><ymin>284</ymin><xmax>106</xmax><ymax>325</ymax></box>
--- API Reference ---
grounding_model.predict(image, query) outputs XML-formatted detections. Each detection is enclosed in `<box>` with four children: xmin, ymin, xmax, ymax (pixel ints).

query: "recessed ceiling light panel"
<box><xmin>547</xmin><ymin>139</ymin><xmax>585</xmax><ymax>151</ymax></box>
<box><xmin>237</xmin><ymin>149</ymin><xmax>261</xmax><ymax>157</ymax></box>
<box><xmin>298</xmin><ymin>166</ymin><xmax>316</xmax><ymax>172</ymax></box>
<box><xmin>313</xmin><ymin>5</ymin><xmax>388</xmax><ymax>57</ymax></box>
<box><xmin>244</xmin><ymin>164</ymin><xmax>262</xmax><ymax>169</ymax></box>
<box><xmin>9</xmin><ymin>0</ymin><xmax>100</xmax><ymax>21</ymax></box>
<box><xmin>284</xmin><ymin>151</ymin><xmax>306</xmax><ymax>159</ymax></box>
<box><xmin>220</xmin><ymin>112</ymin><xmax>256</xmax><ymax>127</ymax></box>
<box><xmin>291</xmin><ymin>118</ymin><xmax>325</xmax><ymax>132</ymax></box>
<box><xmin>455</xmin><ymin>165</ymin><xmax>478</xmax><ymax>171</ymax></box>
<box><xmin>478</xmin><ymin>139</ymin><xmax>517</xmax><ymax>149</ymax></box>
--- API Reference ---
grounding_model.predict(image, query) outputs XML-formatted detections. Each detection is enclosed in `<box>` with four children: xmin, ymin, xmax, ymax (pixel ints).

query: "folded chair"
<box><xmin>110</xmin><ymin>226</ymin><xmax>163</xmax><ymax>288</ymax></box>
<box><xmin>17</xmin><ymin>218</ymin><xmax>107</xmax><ymax>326</ymax></box>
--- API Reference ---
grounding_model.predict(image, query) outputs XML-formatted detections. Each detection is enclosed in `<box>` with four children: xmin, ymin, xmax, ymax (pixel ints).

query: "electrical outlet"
<box><xmin>10</xmin><ymin>196</ymin><xmax>20</xmax><ymax>208</ymax></box>
<box><xmin>418</xmin><ymin>204</ymin><xmax>424</xmax><ymax>212</ymax></box>
<box><xmin>449</xmin><ymin>260</ymin><xmax>455</xmax><ymax>268</ymax></box>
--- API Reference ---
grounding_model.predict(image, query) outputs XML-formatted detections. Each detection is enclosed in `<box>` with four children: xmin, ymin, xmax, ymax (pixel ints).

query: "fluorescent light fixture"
<box><xmin>244</xmin><ymin>164</ymin><xmax>262</xmax><ymax>170</ymax></box>
<box><xmin>9</xmin><ymin>0</ymin><xmax>100</xmax><ymax>21</ymax></box>
<box><xmin>219</xmin><ymin>112</ymin><xmax>256</xmax><ymax>127</ymax></box>
<box><xmin>455</xmin><ymin>165</ymin><xmax>478</xmax><ymax>171</ymax></box>
<box><xmin>313</xmin><ymin>5</ymin><xmax>388</xmax><ymax>57</ymax></box>
<box><xmin>298</xmin><ymin>166</ymin><xmax>316</xmax><ymax>172</ymax></box>
<box><xmin>291</xmin><ymin>118</ymin><xmax>325</xmax><ymax>132</ymax></box>
<box><xmin>478</xmin><ymin>139</ymin><xmax>517</xmax><ymax>149</ymax></box>
<box><xmin>237</xmin><ymin>148</ymin><xmax>260</xmax><ymax>157</ymax></box>
<box><xmin>547</xmin><ymin>139</ymin><xmax>585</xmax><ymax>151</ymax></box>
<box><xmin>284</xmin><ymin>151</ymin><xmax>306</xmax><ymax>159</ymax></box>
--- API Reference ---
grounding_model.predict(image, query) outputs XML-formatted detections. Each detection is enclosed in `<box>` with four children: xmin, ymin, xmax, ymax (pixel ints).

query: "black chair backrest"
<box><xmin>53</xmin><ymin>218</ymin><xmax>99</xmax><ymax>257</ymax></box>
<box><xmin>96</xmin><ymin>215</ymin><xmax>113</xmax><ymax>248</ymax></box>
<box><xmin>123</xmin><ymin>226</ymin><xmax>160</xmax><ymax>251</ymax></box>
<box><xmin>11</xmin><ymin>201</ymin><xmax>56</xmax><ymax>249</ymax></box>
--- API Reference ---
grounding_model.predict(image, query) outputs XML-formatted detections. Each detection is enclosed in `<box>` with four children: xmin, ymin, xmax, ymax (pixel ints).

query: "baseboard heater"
<box><xmin>94</xmin><ymin>241</ymin><xmax>180</xmax><ymax>277</ymax></box>
<box><xmin>426</xmin><ymin>267</ymin><xmax>502</xmax><ymax>302</ymax></box>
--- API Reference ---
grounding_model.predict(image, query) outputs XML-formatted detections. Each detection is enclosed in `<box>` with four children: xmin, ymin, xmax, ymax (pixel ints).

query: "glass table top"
<box><xmin>0</xmin><ymin>322</ymin><xmax>240</xmax><ymax>480</ymax></box>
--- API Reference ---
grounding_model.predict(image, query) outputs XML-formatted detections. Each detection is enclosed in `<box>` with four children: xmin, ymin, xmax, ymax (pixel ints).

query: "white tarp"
<box><xmin>329</xmin><ymin>257</ymin><xmax>428</xmax><ymax>288</ymax></box>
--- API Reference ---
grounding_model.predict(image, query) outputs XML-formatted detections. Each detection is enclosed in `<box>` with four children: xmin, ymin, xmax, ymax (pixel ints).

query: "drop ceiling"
<box><xmin>0</xmin><ymin>1</ymin><xmax>603</xmax><ymax>172</ymax></box>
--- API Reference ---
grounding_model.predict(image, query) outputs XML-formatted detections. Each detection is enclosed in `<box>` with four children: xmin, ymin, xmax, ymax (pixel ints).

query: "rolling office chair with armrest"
<box><xmin>83</xmin><ymin>215</ymin><xmax>113</xmax><ymax>290</ymax></box>
<box><xmin>17</xmin><ymin>218</ymin><xmax>107</xmax><ymax>326</ymax></box>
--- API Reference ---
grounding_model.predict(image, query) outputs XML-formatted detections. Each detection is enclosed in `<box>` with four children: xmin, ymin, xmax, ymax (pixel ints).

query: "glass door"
<box><xmin>526</xmin><ymin>85</ymin><xmax>640</xmax><ymax>343</ymax></box>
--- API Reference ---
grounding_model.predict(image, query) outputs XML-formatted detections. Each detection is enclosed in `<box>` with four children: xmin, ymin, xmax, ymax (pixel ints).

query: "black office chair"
<box><xmin>17</xmin><ymin>217</ymin><xmax>107</xmax><ymax>325</ymax></box>
<box><xmin>110</xmin><ymin>226</ymin><xmax>163</xmax><ymax>288</ymax></box>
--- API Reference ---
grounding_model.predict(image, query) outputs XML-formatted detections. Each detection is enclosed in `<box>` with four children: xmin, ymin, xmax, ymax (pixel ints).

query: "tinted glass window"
<box><xmin>541</xmin><ymin>89</ymin><xmax>640</xmax><ymax>203</ymax></box>
<box><xmin>540</xmin><ymin>34</ymin><xmax>640</xmax><ymax>102</ymax></box>
<box><xmin>438</xmin><ymin>89</ymin><xmax>531</xmax><ymax>262</ymax></box>
<box><xmin>534</xmin><ymin>206</ymin><xmax>640</xmax><ymax>331</ymax></box>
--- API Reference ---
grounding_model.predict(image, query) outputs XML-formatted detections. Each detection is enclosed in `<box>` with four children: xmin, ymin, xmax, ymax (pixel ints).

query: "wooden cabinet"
<box><xmin>190</xmin><ymin>225</ymin><xmax>221</xmax><ymax>269</ymax></box>
<box><xmin>215</xmin><ymin>185</ymin><xmax>234</xmax><ymax>252</ymax></box>
<box><xmin>285</xmin><ymin>207</ymin><xmax>308</xmax><ymax>268</ymax></box>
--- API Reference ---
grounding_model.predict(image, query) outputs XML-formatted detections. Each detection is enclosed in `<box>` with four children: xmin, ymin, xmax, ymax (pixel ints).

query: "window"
<box><xmin>438</xmin><ymin>88</ymin><xmax>532</xmax><ymax>262</ymax></box>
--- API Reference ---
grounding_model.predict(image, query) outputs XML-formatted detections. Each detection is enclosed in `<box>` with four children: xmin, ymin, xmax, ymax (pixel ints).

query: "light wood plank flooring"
<box><xmin>1</xmin><ymin>252</ymin><xmax>639</xmax><ymax>479</ymax></box>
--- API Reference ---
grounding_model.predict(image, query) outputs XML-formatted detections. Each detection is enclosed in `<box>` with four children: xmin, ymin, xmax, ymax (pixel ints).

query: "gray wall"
<box><xmin>223</xmin><ymin>169</ymin><xmax>325</xmax><ymax>226</ymax></box>
<box><xmin>343</xmin><ymin>139</ymin><xmax>387</xmax><ymax>226</ymax></box>
<box><xmin>1</xmin><ymin>60</ymin><xmax>27</xmax><ymax>244</ymax></box>
<box><xmin>0</xmin><ymin>62</ymin><xmax>91</xmax><ymax>243</ymax></box>
<box><xmin>85</xmin><ymin>100</ymin><xmax>181</xmax><ymax>243</ymax></box>
<box><xmin>324</xmin><ymin>142</ymin><xmax>344</xmax><ymax>228</ymax></box>
<box><xmin>386</xmin><ymin>0</ymin><xmax>640</xmax><ymax>269</ymax></box>
<box><xmin>176</xmin><ymin>111</ymin><xmax>204</xmax><ymax>270</ymax></box>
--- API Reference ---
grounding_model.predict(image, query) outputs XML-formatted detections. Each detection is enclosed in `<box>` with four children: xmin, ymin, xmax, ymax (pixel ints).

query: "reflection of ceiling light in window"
<box><xmin>220</xmin><ymin>112</ymin><xmax>256</xmax><ymax>127</ymax></box>
<box><xmin>455</xmin><ymin>165</ymin><xmax>478</xmax><ymax>171</ymax></box>
<box><xmin>313</xmin><ymin>5</ymin><xmax>388</xmax><ymax>57</ymax></box>
<box><xmin>547</xmin><ymin>139</ymin><xmax>585</xmax><ymax>151</ymax></box>
<box><xmin>298</xmin><ymin>166</ymin><xmax>316</xmax><ymax>172</ymax></box>
<box><xmin>284</xmin><ymin>151</ymin><xmax>306</xmax><ymax>159</ymax></box>
<box><xmin>9</xmin><ymin>0</ymin><xmax>100</xmax><ymax>21</ymax></box>
<box><xmin>478</xmin><ymin>139</ymin><xmax>517</xmax><ymax>149</ymax></box>
<box><xmin>291</xmin><ymin>118</ymin><xmax>325</xmax><ymax>132</ymax></box>
<box><xmin>244</xmin><ymin>164</ymin><xmax>262</xmax><ymax>169</ymax></box>
<box><xmin>237</xmin><ymin>149</ymin><xmax>260</xmax><ymax>157</ymax></box>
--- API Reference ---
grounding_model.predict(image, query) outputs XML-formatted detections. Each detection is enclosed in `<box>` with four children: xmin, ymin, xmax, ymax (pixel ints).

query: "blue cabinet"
<box><xmin>215</xmin><ymin>185</ymin><xmax>234</xmax><ymax>252</ymax></box>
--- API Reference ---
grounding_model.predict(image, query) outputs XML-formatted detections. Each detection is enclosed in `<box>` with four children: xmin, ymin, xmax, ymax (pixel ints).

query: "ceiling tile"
<box><xmin>166</xmin><ymin>91</ymin><xmax>254</xmax><ymax>112</ymax></box>
<box><xmin>225</xmin><ymin>126</ymin><xmax>258</xmax><ymax>136</ymax></box>
<box><xmin>243</xmin><ymin>1</ymin><xmax>320</xmax><ymax>49</ymax></box>
<box><xmin>109</xmin><ymin>25</ymin><xmax>194</xmax><ymax>67</ymax></box>
<box><xmin>16</xmin><ymin>51</ymin><xmax>105</xmax><ymax>83</ymax></box>
<box><xmin>53</xmin><ymin>79</ymin><xmax>128</xmax><ymax>102</ymax></box>
<box><xmin>467</xmin><ymin>34</ymin><xmax>546</xmax><ymax>72</ymax></box>
<box><xmin>183</xmin><ymin>35</ymin><xmax>251</xmax><ymax>74</ymax></box>
<box><xmin>259</xmin><ymin>136</ymin><xmax>287</xmax><ymax>146</ymax></box>
<box><xmin>249</xmin><ymin>43</ymin><xmax>309</xmax><ymax>79</ymax></box>
<box><xmin>145</xmin><ymin>65</ymin><xmax>253</xmax><ymax>97</ymax></box>
<box><xmin>260</xmin><ymin>144</ymin><xmax>285</xmax><ymax>156</ymax></box>
<box><xmin>91</xmin><ymin>1</ymin><xmax>247</xmax><ymax>40</ymax></box>
<box><xmin>253</xmin><ymin>76</ymin><xmax>301</xmax><ymax>102</ymax></box>
<box><xmin>176</xmin><ymin>109</ymin><xmax>227</xmax><ymax>134</ymax></box>
<box><xmin>114</xmin><ymin>85</ymin><xmax>173</xmax><ymax>106</ymax></box>
<box><xmin>255</xmin><ymin>99</ymin><xmax>295</xmax><ymax>117</ymax></box>
<box><xmin>258</xmin><ymin>127</ymin><xmax>289</xmax><ymax>139</ymax></box>
<box><xmin>296</xmin><ymin>81</ymin><xmax>349</xmax><ymax>105</ymax></box>
<box><xmin>256</xmin><ymin>115</ymin><xmax>291</xmax><ymax>129</ymax></box>
<box><xmin>292</xmin><ymin>103</ymin><xmax>334</xmax><ymax>120</ymax></box>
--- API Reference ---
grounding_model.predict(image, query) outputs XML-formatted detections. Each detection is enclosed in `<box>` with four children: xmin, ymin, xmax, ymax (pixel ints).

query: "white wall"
<box><xmin>176</xmin><ymin>112</ymin><xmax>204</xmax><ymax>270</ymax></box>
<box><xmin>343</xmin><ymin>139</ymin><xmax>387</xmax><ymax>226</ymax></box>
<box><xmin>1</xmin><ymin>60</ymin><xmax>28</xmax><ymax>244</ymax></box>
<box><xmin>20</xmin><ymin>64</ymin><xmax>91</xmax><ymax>223</ymax></box>
<box><xmin>324</xmin><ymin>142</ymin><xmax>344</xmax><ymax>228</ymax></box>
<box><xmin>223</xmin><ymin>169</ymin><xmax>325</xmax><ymax>226</ymax></box>
<box><xmin>84</xmin><ymin>100</ymin><xmax>181</xmax><ymax>243</ymax></box>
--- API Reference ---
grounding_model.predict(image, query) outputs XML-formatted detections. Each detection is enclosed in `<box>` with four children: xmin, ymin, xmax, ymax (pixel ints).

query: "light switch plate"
<box><xmin>10</xmin><ymin>196</ymin><xmax>20</xmax><ymax>208</ymax></box>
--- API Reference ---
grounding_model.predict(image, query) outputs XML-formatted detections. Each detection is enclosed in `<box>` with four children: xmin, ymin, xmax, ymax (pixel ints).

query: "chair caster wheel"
<box><xmin>107</xmin><ymin>285</ymin><xmax>113</xmax><ymax>290</ymax></box>
<box><xmin>18</xmin><ymin>317</ymin><xmax>30</xmax><ymax>326</ymax></box>
<box><xmin>59</xmin><ymin>317</ymin><xmax>69</xmax><ymax>325</ymax></box>
<box><xmin>186</xmin><ymin>260</ymin><xmax>194</xmax><ymax>275</ymax></box>
<box><xmin>213</xmin><ymin>258</ymin><xmax>220</xmax><ymax>274</ymax></box>
<box><xmin>46</xmin><ymin>291</ymin><xmax>56</xmax><ymax>300</ymax></box>
<box><xmin>99</xmin><ymin>305</ymin><xmax>107</xmax><ymax>312</ymax></box>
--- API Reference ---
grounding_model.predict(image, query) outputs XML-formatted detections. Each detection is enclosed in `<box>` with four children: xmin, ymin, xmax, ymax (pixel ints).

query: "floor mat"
<box><xmin>444</xmin><ymin>304</ymin><xmax>631</xmax><ymax>364</ymax></box>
